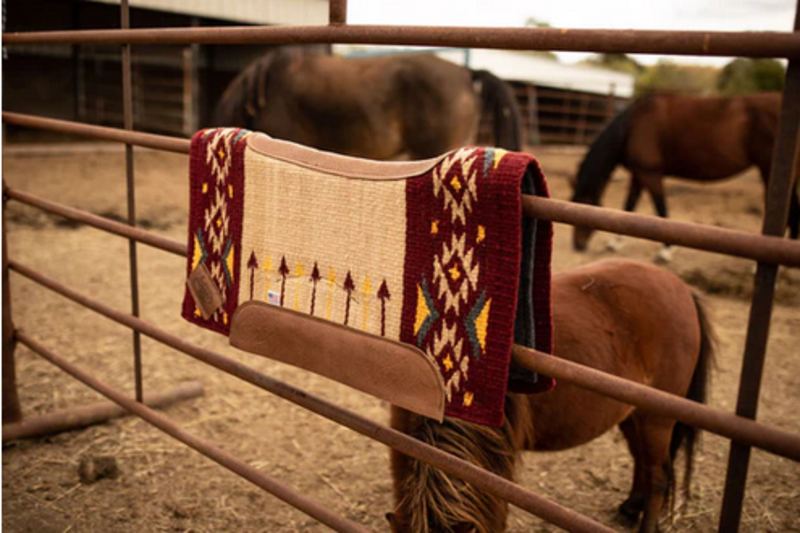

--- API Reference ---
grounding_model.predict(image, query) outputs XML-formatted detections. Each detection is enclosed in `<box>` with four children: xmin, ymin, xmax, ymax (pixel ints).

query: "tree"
<box><xmin>582</xmin><ymin>53</ymin><xmax>645</xmax><ymax>75</ymax></box>
<box><xmin>524</xmin><ymin>17</ymin><xmax>551</xmax><ymax>28</ymax></box>
<box><xmin>717</xmin><ymin>58</ymin><xmax>785</xmax><ymax>95</ymax></box>
<box><xmin>634</xmin><ymin>60</ymin><xmax>719</xmax><ymax>97</ymax></box>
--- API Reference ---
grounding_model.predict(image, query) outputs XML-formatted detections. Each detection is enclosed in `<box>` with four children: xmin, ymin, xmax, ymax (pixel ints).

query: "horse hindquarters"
<box><xmin>616</xmin><ymin>288</ymin><xmax>714</xmax><ymax>533</ymax></box>
<box><xmin>547</xmin><ymin>260</ymin><xmax>709</xmax><ymax>533</ymax></box>
<box><xmin>388</xmin><ymin>260</ymin><xmax>712</xmax><ymax>532</ymax></box>
<box><xmin>623</xmin><ymin>297</ymin><xmax>713</xmax><ymax>533</ymax></box>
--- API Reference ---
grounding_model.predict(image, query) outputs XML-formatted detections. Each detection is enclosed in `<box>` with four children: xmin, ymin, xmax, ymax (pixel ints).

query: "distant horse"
<box><xmin>212</xmin><ymin>46</ymin><xmax>522</xmax><ymax>160</ymax></box>
<box><xmin>570</xmin><ymin>93</ymin><xmax>799</xmax><ymax>260</ymax></box>
<box><xmin>388</xmin><ymin>259</ymin><xmax>715</xmax><ymax>533</ymax></box>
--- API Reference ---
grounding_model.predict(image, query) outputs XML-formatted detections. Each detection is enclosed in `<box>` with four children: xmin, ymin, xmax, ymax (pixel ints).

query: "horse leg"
<box><xmin>617</xmin><ymin>416</ymin><xmax>646</xmax><ymax>524</ymax></box>
<box><xmin>636</xmin><ymin>417</ymin><xmax>676</xmax><ymax>533</ymax></box>
<box><xmin>607</xmin><ymin>177</ymin><xmax>643</xmax><ymax>252</ymax></box>
<box><xmin>643</xmin><ymin>176</ymin><xmax>673</xmax><ymax>264</ymax></box>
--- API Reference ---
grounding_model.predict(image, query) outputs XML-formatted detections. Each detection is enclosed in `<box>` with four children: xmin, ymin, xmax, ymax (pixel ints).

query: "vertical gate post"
<box><xmin>329</xmin><ymin>0</ymin><xmax>347</xmax><ymax>25</ymax></box>
<box><xmin>525</xmin><ymin>85</ymin><xmax>541</xmax><ymax>146</ymax></box>
<box><xmin>120</xmin><ymin>0</ymin><xmax>143</xmax><ymax>403</ymax></box>
<box><xmin>718</xmin><ymin>4</ymin><xmax>800</xmax><ymax>530</ymax></box>
<box><xmin>182</xmin><ymin>16</ymin><xmax>201</xmax><ymax>136</ymax></box>
<box><xmin>3</xmin><ymin>187</ymin><xmax>22</xmax><ymax>423</ymax></box>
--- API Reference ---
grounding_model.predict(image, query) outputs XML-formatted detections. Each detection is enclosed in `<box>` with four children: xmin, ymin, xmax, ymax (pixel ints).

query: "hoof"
<box><xmin>653</xmin><ymin>246</ymin><xmax>673</xmax><ymax>264</ymax></box>
<box><xmin>616</xmin><ymin>496</ymin><xmax>643</xmax><ymax>526</ymax></box>
<box><xmin>605</xmin><ymin>236</ymin><xmax>624</xmax><ymax>253</ymax></box>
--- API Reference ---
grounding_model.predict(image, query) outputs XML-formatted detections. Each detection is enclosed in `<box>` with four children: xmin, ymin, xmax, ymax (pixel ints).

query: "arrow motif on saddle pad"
<box><xmin>247</xmin><ymin>251</ymin><xmax>258</xmax><ymax>300</ymax></box>
<box><xmin>414</xmin><ymin>276</ymin><xmax>440</xmax><ymax>346</ymax></box>
<box><xmin>309</xmin><ymin>262</ymin><xmax>321</xmax><ymax>316</ymax></box>
<box><xmin>279</xmin><ymin>256</ymin><xmax>289</xmax><ymax>307</ymax></box>
<box><xmin>483</xmin><ymin>148</ymin><xmax>508</xmax><ymax>176</ymax></box>
<box><xmin>465</xmin><ymin>289</ymin><xmax>491</xmax><ymax>360</ymax></box>
<box><xmin>343</xmin><ymin>271</ymin><xmax>356</xmax><ymax>326</ymax></box>
<box><xmin>377</xmin><ymin>280</ymin><xmax>391</xmax><ymax>337</ymax></box>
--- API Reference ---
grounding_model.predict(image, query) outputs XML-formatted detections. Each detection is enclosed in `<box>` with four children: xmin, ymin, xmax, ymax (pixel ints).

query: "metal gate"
<box><xmin>3</xmin><ymin>1</ymin><xmax>800</xmax><ymax>531</ymax></box>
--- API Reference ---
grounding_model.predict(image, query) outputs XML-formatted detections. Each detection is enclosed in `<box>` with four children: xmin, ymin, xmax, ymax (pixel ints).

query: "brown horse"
<box><xmin>570</xmin><ymin>93</ymin><xmax>799</xmax><ymax>259</ymax></box>
<box><xmin>212</xmin><ymin>46</ymin><xmax>522</xmax><ymax>160</ymax></box>
<box><xmin>389</xmin><ymin>259</ymin><xmax>715</xmax><ymax>533</ymax></box>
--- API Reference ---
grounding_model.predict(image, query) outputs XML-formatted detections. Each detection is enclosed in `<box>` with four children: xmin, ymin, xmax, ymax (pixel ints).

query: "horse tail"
<box><xmin>669</xmin><ymin>292</ymin><xmax>716</xmax><ymax>503</ymax></box>
<box><xmin>470</xmin><ymin>69</ymin><xmax>523</xmax><ymax>151</ymax></box>
<box><xmin>571</xmin><ymin>102</ymin><xmax>636</xmax><ymax>205</ymax></box>
<box><xmin>391</xmin><ymin>395</ymin><xmax>533</xmax><ymax>533</ymax></box>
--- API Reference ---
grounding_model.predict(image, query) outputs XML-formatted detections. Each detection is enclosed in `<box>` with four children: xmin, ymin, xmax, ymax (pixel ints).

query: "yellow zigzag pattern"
<box><xmin>424</xmin><ymin>147</ymin><xmax>494</xmax><ymax>405</ymax></box>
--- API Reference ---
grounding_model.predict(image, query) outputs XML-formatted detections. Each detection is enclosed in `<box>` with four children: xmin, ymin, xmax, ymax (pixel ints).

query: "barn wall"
<box><xmin>2</xmin><ymin>0</ymin><xmax>326</xmax><ymax>139</ymax></box>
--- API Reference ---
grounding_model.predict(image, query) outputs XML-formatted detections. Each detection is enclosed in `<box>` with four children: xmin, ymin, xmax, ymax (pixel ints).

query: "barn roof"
<box><xmin>337</xmin><ymin>46</ymin><xmax>635</xmax><ymax>97</ymax></box>
<box><xmin>88</xmin><ymin>0</ymin><xmax>329</xmax><ymax>26</ymax></box>
<box><xmin>435</xmin><ymin>48</ymin><xmax>636</xmax><ymax>98</ymax></box>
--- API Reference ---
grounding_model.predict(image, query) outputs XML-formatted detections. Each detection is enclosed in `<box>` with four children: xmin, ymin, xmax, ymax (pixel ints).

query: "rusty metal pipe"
<box><xmin>510</xmin><ymin>346</ymin><xmax>800</xmax><ymax>462</ymax></box>
<box><xmin>6</xmin><ymin>110</ymin><xmax>800</xmax><ymax>267</ymax></box>
<box><xmin>120</xmin><ymin>0</ymin><xmax>144</xmax><ymax>404</ymax></box>
<box><xmin>14</xmin><ymin>332</ymin><xmax>369</xmax><ymax>533</ymax></box>
<box><xmin>523</xmin><ymin>196</ymin><xmax>800</xmax><ymax>267</ymax></box>
<box><xmin>719</xmin><ymin>7</ymin><xmax>800</xmax><ymax>529</ymax></box>
<box><xmin>2</xmin><ymin>192</ymin><xmax>22</xmax><ymax>424</ymax></box>
<box><xmin>2</xmin><ymin>381</ymin><xmax>204</xmax><ymax>442</ymax></box>
<box><xmin>5</xmin><ymin>110</ymin><xmax>800</xmax><ymax>268</ymax></box>
<box><xmin>9</xmin><ymin>218</ymin><xmax>796</xmax><ymax>459</ymax></box>
<box><xmin>8</xmin><ymin>260</ymin><xmax>611</xmax><ymax>533</ymax></box>
<box><xmin>3</xmin><ymin>25</ymin><xmax>800</xmax><ymax>59</ymax></box>
<box><xmin>5</xmin><ymin>188</ymin><xmax>187</xmax><ymax>257</ymax></box>
<box><xmin>2</xmin><ymin>112</ymin><xmax>189</xmax><ymax>153</ymax></box>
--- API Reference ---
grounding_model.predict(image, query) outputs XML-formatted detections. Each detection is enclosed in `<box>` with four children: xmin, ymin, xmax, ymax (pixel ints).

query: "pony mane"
<box><xmin>393</xmin><ymin>395</ymin><xmax>533</xmax><ymax>533</ymax></box>
<box><xmin>571</xmin><ymin>102</ymin><xmax>636</xmax><ymax>204</ymax></box>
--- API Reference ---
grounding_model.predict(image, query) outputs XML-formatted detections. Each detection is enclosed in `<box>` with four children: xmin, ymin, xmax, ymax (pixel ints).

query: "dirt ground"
<box><xmin>2</xmin><ymin>143</ymin><xmax>799</xmax><ymax>532</ymax></box>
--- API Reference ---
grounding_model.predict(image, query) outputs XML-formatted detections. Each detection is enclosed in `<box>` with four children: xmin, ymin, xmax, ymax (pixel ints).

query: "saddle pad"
<box><xmin>182</xmin><ymin>128</ymin><xmax>553</xmax><ymax>427</ymax></box>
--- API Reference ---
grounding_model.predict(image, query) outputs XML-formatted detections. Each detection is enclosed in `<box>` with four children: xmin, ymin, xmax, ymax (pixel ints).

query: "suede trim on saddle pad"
<box><xmin>182</xmin><ymin>128</ymin><xmax>554</xmax><ymax>427</ymax></box>
<box><xmin>230</xmin><ymin>301</ymin><xmax>445</xmax><ymax>421</ymax></box>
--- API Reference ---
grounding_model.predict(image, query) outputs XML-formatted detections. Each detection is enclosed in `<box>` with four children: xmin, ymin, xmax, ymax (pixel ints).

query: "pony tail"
<box><xmin>470</xmin><ymin>70</ymin><xmax>523</xmax><ymax>151</ymax></box>
<box><xmin>391</xmin><ymin>395</ymin><xmax>533</xmax><ymax>533</ymax></box>
<box><xmin>670</xmin><ymin>292</ymin><xmax>716</xmax><ymax>503</ymax></box>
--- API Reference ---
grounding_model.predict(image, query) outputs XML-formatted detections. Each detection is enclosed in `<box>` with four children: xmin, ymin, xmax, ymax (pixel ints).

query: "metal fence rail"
<box><xmin>3</xmin><ymin>0</ymin><xmax>799</xmax><ymax>531</ymax></box>
<box><xmin>4</xmin><ymin>25</ymin><xmax>800</xmax><ymax>59</ymax></box>
<box><xmin>15</xmin><ymin>332</ymin><xmax>371</xmax><ymax>533</ymax></box>
<box><xmin>8</xmin><ymin>260</ymin><xmax>612</xmax><ymax>533</ymax></box>
<box><xmin>6</xmin><ymin>185</ymin><xmax>800</xmax><ymax>463</ymax></box>
<box><xmin>5</xmin><ymin>112</ymin><xmax>800</xmax><ymax>268</ymax></box>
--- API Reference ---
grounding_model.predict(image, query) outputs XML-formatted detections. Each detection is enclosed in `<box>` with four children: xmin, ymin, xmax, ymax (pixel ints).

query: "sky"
<box><xmin>346</xmin><ymin>0</ymin><xmax>798</xmax><ymax>66</ymax></box>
